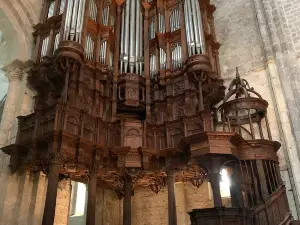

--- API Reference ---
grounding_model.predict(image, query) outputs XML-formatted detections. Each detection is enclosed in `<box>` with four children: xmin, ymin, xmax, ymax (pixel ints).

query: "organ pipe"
<box><xmin>184</xmin><ymin>0</ymin><xmax>205</xmax><ymax>55</ymax></box>
<box><xmin>172</xmin><ymin>43</ymin><xmax>182</xmax><ymax>70</ymax></box>
<box><xmin>149</xmin><ymin>18</ymin><xmax>155</xmax><ymax>40</ymax></box>
<box><xmin>53</xmin><ymin>33</ymin><xmax>60</xmax><ymax>53</ymax></box>
<box><xmin>102</xmin><ymin>4</ymin><xmax>110</xmax><ymax>25</ymax></box>
<box><xmin>40</xmin><ymin>0</ymin><xmax>210</xmax><ymax>74</ymax></box>
<box><xmin>64</xmin><ymin>0</ymin><xmax>86</xmax><ymax>43</ymax></box>
<box><xmin>85</xmin><ymin>34</ymin><xmax>95</xmax><ymax>61</ymax></box>
<box><xmin>47</xmin><ymin>1</ymin><xmax>55</xmax><ymax>18</ymax></box>
<box><xmin>120</xmin><ymin>0</ymin><xmax>144</xmax><ymax>75</ymax></box>
<box><xmin>89</xmin><ymin>0</ymin><xmax>98</xmax><ymax>21</ymax></box>
<box><xmin>100</xmin><ymin>40</ymin><xmax>107</xmax><ymax>64</ymax></box>
<box><xmin>150</xmin><ymin>54</ymin><xmax>156</xmax><ymax>78</ymax></box>
<box><xmin>59</xmin><ymin>0</ymin><xmax>66</xmax><ymax>15</ymax></box>
<box><xmin>160</xmin><ymin>48</ymin><xmax>166</xmax><ymax>70</ymax></box>
<box><xmin>170</xmin><ymin>7</ymin><xmax>180</xmax><ymax>32</ymax></box>
<box><xmin>40</xmin><ymin>36</ymin><xmax>49</xmax><ymax>60</ymax></box>
<box><xmin>158</xmin><ymin>13</ymin><xmax>165</xmax><ymax>33</ymax></box>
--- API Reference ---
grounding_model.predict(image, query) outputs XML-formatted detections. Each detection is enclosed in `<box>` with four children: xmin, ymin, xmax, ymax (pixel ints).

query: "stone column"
<box><xmin>42</xmin><ymin>156</ymin><xmax>61</xmax><ymax>225</ymax></box>
<box><xmin>209</xmin><ymin>173</ymin><xmax>222</xmax><ymax>207</ymax></box>
<box><xmin>123</xmin><ymin>177</ymin><xmax>132</xmax><ymax>225</ymax></box>
<box><xmin>167</xmin><ymin>170</ymin><xmax>177</xmax><ymax>225</ymax></box>
<box><xmin>86</xmin><ymin>169</ymin><xmax>97</xmax><ymax>225</ymax></box>
<box><xmin>0</xmin><ymin>60</ymin><xmax>25</xmax><ymax>147</ymax></box>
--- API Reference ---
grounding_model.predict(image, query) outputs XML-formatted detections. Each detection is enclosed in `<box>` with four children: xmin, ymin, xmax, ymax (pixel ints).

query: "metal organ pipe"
<box><xmin>139</xmin><ymin>10</ymin><xmax>143</xmax><ymax>75</ymax></box>
<box><xmin>170</xmin><ymin>7</ymin><xmax>180</xmax><ymax>32</ymax></box>
<box><xmin>158</xmin><ymin>13</ymin><xmax>165</xmax><ymax>33</ymax></box>
<box><xmin>135</xmin><ymin>1</ymin><xmax>140</xmax><ymax>74</ymax></box>
<box><xmin>119</xmin><ymin>0</ymin><xmax>143</xmax><ymax>75</ymax></box>
<box><xmin>195</xmin><ymin>0</ymin><xmax>205</xmax><ymax>53</ymax></box>
<box><xmin>184</xmin><ymin>0</ymin><xmax>205</xmax><ymax>56</ymax></box>
<box><xmin>85</xmin><ymin>34</ymin><xmax>95</xmax><ymax>61</ymax></box>
<box><xmin>63</xmin><ymin>0</ymin><xmax>86</xmax><ymax>43</ymax></box>
<box><xmin>76</xmin><ymin>0</ymin><xmax>86</xmax><ymax>43</ymax></box>
<box><xmin>53</xmin><ymin>33</ymin><xmax>60</xmax><ymax>53</ymax></box>
<box><xmin>47</xmin><ymin>1</ymin><xmax>55</xmax><ymax>18</ymax></box>
<box><xmin>150</xmin><ymin>54</ymin><xmax>156</xmax><ymax>78</ymax></box>
<box><xmin>160</xmin><ymin>48</ymin><xmax>166</xmax><ymax>70</ymax></box>
<box><xmin>124</xmin><ymin>0</ymin><xmax>130</xmax><ymax>72</ymax></box>
<box><xmin>129</xmin><ymin>0</ymin><xmax>136</xmax><ymax>73</ymax></box>
<box><xmin>70</xmin><ymin>0</ymin><xmax>79</xmax><ymax>41</ymax></box>
<box><xmin>191</xmin><ymin>0</ymin><xmax>200</xmax><ymax>54</ymax></box>
<box><xmin>40</xmin><ymin>36</ymin><xmax>49</xmax><ymax>60</ymax></box>
<box><xmin>89</xmin><ymin>0</ymin><xmax>97</xmax><ymax>21</ymax></box>
<box><xmin>120</xmin><ymin>5</ymin><xmax>126</xmax><ymax>73</ymax></box>
<box><xmin>185</xmin><ymin>0</ymin><xmax>195</xmax><ymax>55</ymax></box>
<box><xmin>184</xmin><ymin>1</ymin><xmax>191</xmax><ymax>56</ymax></box>
<box><xmin>59</xmin><ymin>0</ymin><xmax>66</xmax><ymax>15</ymax></box>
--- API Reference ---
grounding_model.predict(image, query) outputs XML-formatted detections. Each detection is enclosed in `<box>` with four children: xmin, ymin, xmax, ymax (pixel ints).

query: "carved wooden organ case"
<box><xmin>1</xmin><ymin>0</ymin><xmax>294</xmax><ymax>224</ymax></box>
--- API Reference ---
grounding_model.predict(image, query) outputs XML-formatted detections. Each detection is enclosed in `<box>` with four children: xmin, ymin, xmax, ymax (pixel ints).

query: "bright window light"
<box><xmin>72</xmin><ymin>182</ymin><xmax>87</xmax><ymax>217</ymax></box>
<box><xmin>220</xmin><ymin>169</ymin><xmax>231</xmax><ymax>197</ymax></box>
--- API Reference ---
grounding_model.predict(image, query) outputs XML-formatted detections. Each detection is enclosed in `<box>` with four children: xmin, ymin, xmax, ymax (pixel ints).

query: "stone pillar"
<box><xmin>86</xmin><ymin>169</ymin><xmax>97</xmax><ymax>225</ymax></box>
<box><xmin>42</xmin><ymin>158</ymin><xmax>61</xmax><ymax>225</ymax></box>
<box><xmin>123</xmin><ymin>177</ymin><xmax>132</xmax><ymax>225</ymax></box>
<box><xmin>209</xmin><ymin>173</ymin><xmax>222</xmax><ymax>207</ymax></box>
<box><xmin>0</xmin><ymin>60</ymin><xmax>25</xmax><ymax>147</ymax></box>
<box><xmin>167</xmin><ymin>170</ymin><xmax>177</xmax><ymax>225</ymax></box>
<box><xmin>54</xmin><ymin>179</ymin><xmax>72</xmax><ymax>225</ymax></box>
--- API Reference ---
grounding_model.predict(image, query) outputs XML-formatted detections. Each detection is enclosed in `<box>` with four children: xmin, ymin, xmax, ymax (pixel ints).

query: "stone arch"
<box><xmin>0</xmin><ymin>0</ymin><xmax>41</xmax><ymax>62</ymax></box>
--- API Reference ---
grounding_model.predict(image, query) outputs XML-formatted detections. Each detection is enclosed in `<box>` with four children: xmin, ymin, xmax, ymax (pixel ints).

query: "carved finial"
<box><xmin>236</xmin><ymin>67</ymin><xmax>240</xmax><ymax>79</ymax></box>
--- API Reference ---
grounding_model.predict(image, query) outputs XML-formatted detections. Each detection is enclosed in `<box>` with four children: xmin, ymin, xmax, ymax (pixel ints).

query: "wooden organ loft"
<box><xmin>1</xmin><ymin>0</ymin><xmax>297</xmax><ymax>225</ymax></box>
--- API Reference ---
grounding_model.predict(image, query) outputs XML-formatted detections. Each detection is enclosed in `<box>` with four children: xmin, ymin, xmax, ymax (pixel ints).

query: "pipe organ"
<box><xmin>36</xmin><ymin>0</ymin><xmax>219</xmax><ymax>76</ymax></box>
<box><xmin>5</xmin><ymin>1</ymin><xmax>294</xmax><ymax>225</ymax></box>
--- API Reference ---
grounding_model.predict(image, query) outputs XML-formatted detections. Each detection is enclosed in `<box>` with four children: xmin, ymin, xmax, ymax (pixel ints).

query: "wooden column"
<box><xmin>86</xmin><ymin>168</ymin><xmax>97</xmax><ymax>225</ymax></box>
<box><xmin>41</xmin><ymin>157</ymin><xmax>61</xmax><ymax>225</ymax></box>
<box><xmin>209</xmin><ymin>172</ymin><xmax>222</xmax><ymax>207</ymax></box>
<box><xmin>229</xmin><ymin>167</ymin><xmax>244</xmax><ymax>207</ymax></box>
<box><xmin>256</xmin><ymin>160</ymin><xmax>269</xmax><ymax>198</ymax></box>
<box><xmin>123</xmin><ymin>177</ymin><xmax>132</xmax><ymax>225</ymax></box>
<box><xmin>112</xmin><ymin>1</ymin><xmax>124</xmax><ymax>121</ymax></box>
<box><xmin>143</xmin><ymin>2</ymin><xmax>151</xmax><ymax>120</ymax></box>
<box><xmin>167</xmin><ymin>170</ymin><xmax>177</xmax><ymax>225</ymax></box>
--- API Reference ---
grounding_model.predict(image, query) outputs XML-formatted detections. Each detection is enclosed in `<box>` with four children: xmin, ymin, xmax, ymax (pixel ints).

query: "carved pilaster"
<box><xmin>0</xmin><ymin>60</ymin><xmax>25</xmax><ymax>147</ymax></box>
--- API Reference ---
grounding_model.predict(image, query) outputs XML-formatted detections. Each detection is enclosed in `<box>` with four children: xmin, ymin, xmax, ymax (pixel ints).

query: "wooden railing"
<box><xmin>251</xmin><ymin>185</ymin><xmax>293</xmax><ymax>225</ymax></box>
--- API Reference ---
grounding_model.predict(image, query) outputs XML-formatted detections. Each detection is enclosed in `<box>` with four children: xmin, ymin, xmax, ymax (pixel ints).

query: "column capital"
<box><xmin>2</xmin><ymin>59</ymin><xmax>26</xmax><ymax>81</ymax></box>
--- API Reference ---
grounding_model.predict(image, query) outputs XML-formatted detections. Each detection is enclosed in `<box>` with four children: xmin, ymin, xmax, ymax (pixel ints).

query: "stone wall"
<box><xmin>131</xmin><ymin>182</ymin><xmax>217</xmax><ymax>225</ymax></box>
<box><xmin>279</xmin><ymin>0</ymin><xmax>300</xmax><ymax>57</ymax></box>
<box><xmin>0</xmin><ymin>171</ymin><xmax>71</xmax><ymax>225</ymax></box>
<box><xmin>211</xmin><ymin>0</ymin><xmax>300</xmax><ymax>218</ymax></box>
